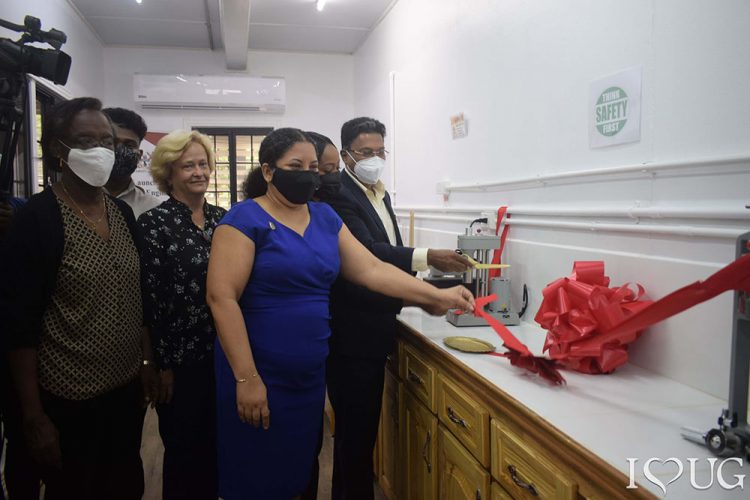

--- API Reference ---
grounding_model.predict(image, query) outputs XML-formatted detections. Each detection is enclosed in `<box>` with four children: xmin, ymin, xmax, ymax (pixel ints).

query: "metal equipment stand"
<box><xmin>681</xmin><ymin>231</ymin><xmax>750</xmax><ymax>460</ymax></box>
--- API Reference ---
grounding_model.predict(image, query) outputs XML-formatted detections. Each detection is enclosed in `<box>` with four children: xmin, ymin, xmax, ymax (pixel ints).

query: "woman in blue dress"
<box><xmin>206</xmin><ymin>128</ymin><xmax>474</xmax><ymax>499</ymax></box>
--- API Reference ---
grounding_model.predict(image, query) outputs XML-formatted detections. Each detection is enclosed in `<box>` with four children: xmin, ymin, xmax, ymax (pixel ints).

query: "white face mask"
<box><xmin>348</xmin><ymin>152</ymin><xmax>385</xmax><ymax>185</ymax></box>
<box><xmin>59</xmin><ymin>141</ymin><xmax>115</xmax><ymax>187</ymax></box>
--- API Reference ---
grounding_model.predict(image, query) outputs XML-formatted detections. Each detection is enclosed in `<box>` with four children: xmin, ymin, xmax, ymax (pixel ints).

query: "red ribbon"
<box><xmin>534</xmin><ymin>261</ymin><xmax>652</xmax><ymax>374</ymax></box>
<box><xmin>470</xmin><ymin>254</ymin><xmax>750</xmax><ymax>384</ymax></box>
<box><xmin>536</xmin><ymin>255</ymin><xmax>750</xmax><ymax>374</ymax></box>
<box><xmin>489</xmin><ymin>206</ymin><xmax>509</xmax><ymax>279</ymax></box>
<box><xmin>474</xmin><ymin>295</ymin><xmax>566</xmax><ymax>385</ymax></box>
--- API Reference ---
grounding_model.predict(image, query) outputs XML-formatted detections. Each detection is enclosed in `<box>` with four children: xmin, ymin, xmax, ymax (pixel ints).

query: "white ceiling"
<box><xmin>68</xmin><ymin>0</ymin><xmax>395</xmax><ymax>54</ymax></box>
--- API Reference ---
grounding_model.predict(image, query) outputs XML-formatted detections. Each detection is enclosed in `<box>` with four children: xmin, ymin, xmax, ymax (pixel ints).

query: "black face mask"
<box><xmin>316</xmin><ymin>171</ymin><xmax>341</xmax><ymax>199</ymax></box>
<box><xmin>111</xmin><ymin>143</ymin><xmax>140</xmax><ymax>179</ymax></box>
<box><xmin>271</xmin><ymin>167</ymin><xmax>321</xmax><ymax>204</ymax></box>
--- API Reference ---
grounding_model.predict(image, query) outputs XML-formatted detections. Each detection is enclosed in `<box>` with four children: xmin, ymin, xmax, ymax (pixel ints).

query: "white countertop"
<box><xmin>397</xmin><ymin>307</ymin><xmax>749</xmax><ymax>499</ymax></box>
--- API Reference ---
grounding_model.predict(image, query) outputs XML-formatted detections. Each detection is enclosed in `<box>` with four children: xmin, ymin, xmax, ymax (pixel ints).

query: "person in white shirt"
<box><xmin>324</xmin><ymin>117</ymin><xmax>470</xmax><ymax>499</ymax></box>
<box><xmin>103</xmin><ymin>108</ymin><xmax>162</xmax><ymax>218</ymax></box>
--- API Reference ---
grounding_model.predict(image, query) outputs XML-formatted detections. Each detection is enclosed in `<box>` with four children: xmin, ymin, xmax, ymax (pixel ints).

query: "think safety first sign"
<box><xmin>589</xmin><ymin>66</ymin><xmax>642</xmax><ymax>149</ymax></box>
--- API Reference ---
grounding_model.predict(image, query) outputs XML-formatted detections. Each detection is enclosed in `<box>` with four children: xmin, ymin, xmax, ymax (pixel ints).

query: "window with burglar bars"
<box><xmin>194</xmin><ymin>127</ymin><xmax>273</xmax><ymax>210</ymax></box>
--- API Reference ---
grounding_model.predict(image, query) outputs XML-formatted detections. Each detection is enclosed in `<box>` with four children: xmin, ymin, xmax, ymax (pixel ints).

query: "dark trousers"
<box><xmin>156</xmin><ymin>356</ymin><xmax>217</xmax><ymax>500</ymax></box>
<box><xmin>2</xmin><ymin>368</ymin><xmax>41</xmax><ymax>500</ymax></box>
<box><xmin>3</xmin><ymin>424</ymin><xmax>41</xmax><ymax>500</ymax></box>
<box><xmin>327</xmin><ymin>353</ymin><xmax>386</xmax><ymax>500</ymax></box>
<box><xmin>40</xmin><ymin>379</ymin><xmax>145</xmax><ymax>500</ymax></box>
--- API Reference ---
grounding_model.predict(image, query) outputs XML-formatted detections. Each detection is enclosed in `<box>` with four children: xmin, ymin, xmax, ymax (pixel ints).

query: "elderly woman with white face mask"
<box><xmin>1</xmin><ymin>97</ymin><xmax>148</xmax><ymax>500</ymax></box>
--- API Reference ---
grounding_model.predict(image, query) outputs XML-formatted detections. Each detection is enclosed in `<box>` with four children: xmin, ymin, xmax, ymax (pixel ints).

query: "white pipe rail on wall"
<box><xmin>395</xmin><ymin>205</ymin><xmax>750</xmax><ymax>221</ymax></box>
<box><xmin>393</xmin><ymin>210</ymin><xmax>746</xmax><ymax>239</ymax></box>
<box><xmin>393</xmin><ymin>154</ymin><xmax>750</xmax><ymax>239</ymax></box>
<box><xmin>444</xmin><ymin>154</ymin><xmax>750</xmax><ymax>192</ymax></box>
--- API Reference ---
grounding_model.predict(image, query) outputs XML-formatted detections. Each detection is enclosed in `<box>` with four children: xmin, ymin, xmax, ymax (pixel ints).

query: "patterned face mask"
<box><xmin>111</xmin><ymin>143</ymin><xmax>141</xmax><ymax>179</ymax></box>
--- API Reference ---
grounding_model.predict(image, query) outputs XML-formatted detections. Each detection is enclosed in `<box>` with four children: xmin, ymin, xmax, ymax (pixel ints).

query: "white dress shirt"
<box><xmin>344</xmin><ymin>168</ymin><xmax>429</xmax><ymax>272</ymax></box>
<box><xmin>108</xmin><ymin>180</ymin><xmax>163</xmax><ymax>219</ymax></box>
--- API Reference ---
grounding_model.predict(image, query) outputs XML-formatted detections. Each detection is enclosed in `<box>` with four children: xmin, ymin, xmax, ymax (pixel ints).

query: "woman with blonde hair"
<box><xmin>138</xmin><ymin>130</ymin><xmax>226</xmax><ymax>499</ymax></box>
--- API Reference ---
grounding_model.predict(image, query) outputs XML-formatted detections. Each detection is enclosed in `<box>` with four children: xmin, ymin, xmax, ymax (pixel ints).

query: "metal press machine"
<box><xmin>444</xmin><ymin>228</ymin><xmax>520</xmax><ymax>327</ymax></box>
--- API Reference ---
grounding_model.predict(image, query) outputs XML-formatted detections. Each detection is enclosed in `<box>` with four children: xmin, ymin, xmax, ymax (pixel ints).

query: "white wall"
<box><xmin>354</xmin><ymin>0</ymin><xmax>750</xmax><ymax>398</ymax></box>
<box><xmin>102</xmin><ymin>47</ymin><xmax>354</xmax><ymax>145</ymax></box>
<box><xmin>0</xmin><ymin>0</ymin><xmax>104</xmax><ymax>98</ymax></box>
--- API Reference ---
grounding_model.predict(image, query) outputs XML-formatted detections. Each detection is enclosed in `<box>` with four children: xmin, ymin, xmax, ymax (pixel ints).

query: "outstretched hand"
<box><xmin>423</xmin><ymin>285</ymin><xmax>475</xmax><ymax>316</ymax></box>
<box><xmin>427</xmin><ymin>249</ymin><xmax>471</xmax><ymax>272</ymax></box>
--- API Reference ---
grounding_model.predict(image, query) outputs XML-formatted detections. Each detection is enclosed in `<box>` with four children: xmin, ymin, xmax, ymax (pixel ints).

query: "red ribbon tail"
<box><xmin>504</xmin><ymin>348</ymin><xmax>566</xmax><ymax>385</ymax></box>
<box><xmin>474</xmin><ymin>294</ymin><xmax>565</xmax><ymax>384</ymax></box>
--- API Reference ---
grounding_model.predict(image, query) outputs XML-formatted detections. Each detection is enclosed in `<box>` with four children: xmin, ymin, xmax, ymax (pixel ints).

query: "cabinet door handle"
<box><xmin>508</xmin><ymin>465</ymin><xmax>539</xmax><ymax>496</ymax></box>
<box><xmin>422</xmin><ymin>430</ymin><xmax>432</xmax><ymax>473</ymax></box>
<box><xmin>391</xmin><ymin>393</ymin><xmax>399</xmax><ymax>428</ymax></box>
<box><xmin>475</xmin><ymin>488</ymin><xmax>481</xmax><ymax>500</ymax></box>
<box><xmin>407</xmin><ymin>368</ymin><xmax>425</xmax><ymax>387</ymax></box>
<box><xmin>447</xmin><ymin>406</ymin><xmax>468</xmax><ymax>428</ymax></box>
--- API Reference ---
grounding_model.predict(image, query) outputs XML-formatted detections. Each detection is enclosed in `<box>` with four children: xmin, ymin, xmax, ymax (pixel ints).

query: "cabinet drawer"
<box><xmin>437</xmin><ymin>425</ymin><xmax>490</xmax><ymax>500</ymax></box>
<box><xmin>491</xmin><ymin>420</ymin><xmax>578</xmax><ymax>500</ymax></box>
<box><xmin>402</xmin><ymin>344</ymin><xmax>436</xmax><ymax>411</ymax></box>
<box><xmin>437</xmin><ymin>374</ymin><xmax>490</xmax><ymax>467</ymax></box>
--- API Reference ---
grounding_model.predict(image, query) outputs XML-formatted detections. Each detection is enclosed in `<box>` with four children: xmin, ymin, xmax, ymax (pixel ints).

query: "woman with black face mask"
<box><xmin>207</xmin><ymin>128</ymin><xmax>475</xmax><ymax>499</ymax></box>
<box><xmin>239</xmin><ymin>131</ymin><xmax>341</xmax><ymax>204</ymax></box>
<box><xmin>307</xmin><ymin>131</ymin><xmax>342</xmax><ymax>201</ymax></box>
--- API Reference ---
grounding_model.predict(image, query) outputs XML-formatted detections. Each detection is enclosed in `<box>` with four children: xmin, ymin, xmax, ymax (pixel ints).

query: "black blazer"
<box><xmin>324</xmin><ymin>171</ymin><xmax>415</xmax><ymax>360</ymax></box>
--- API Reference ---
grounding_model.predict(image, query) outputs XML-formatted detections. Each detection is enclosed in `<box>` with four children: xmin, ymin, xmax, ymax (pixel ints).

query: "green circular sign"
<box><xmin>595</xmin><ymin>86</ymin><xmax>628</xmax><ymax>136</ymax></box>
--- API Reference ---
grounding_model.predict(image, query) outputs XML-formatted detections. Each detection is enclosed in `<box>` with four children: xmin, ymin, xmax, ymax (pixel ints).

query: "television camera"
<box><xmin>0</xmin><ymin>15</ymin><xmax>71</xmax><ymax>199</ymax></box>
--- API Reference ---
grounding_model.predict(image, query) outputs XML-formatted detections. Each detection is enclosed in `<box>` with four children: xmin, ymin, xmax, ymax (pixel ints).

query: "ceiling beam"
<box><xmin>219</xmin><ymin>0</ymin><xmax>251</xmax><ymax>70</ymax></box>
<box><xmin>204</xmin><ymin>0</ymin><xmax>216</xmax><ymax>51</ymax></box>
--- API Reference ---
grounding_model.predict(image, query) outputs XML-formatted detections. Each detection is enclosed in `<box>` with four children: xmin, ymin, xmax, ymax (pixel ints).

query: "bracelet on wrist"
<box><xmin>236</xmin><ymin>373</ymin><xmax>259</xmax><ymax>383</ymax></box>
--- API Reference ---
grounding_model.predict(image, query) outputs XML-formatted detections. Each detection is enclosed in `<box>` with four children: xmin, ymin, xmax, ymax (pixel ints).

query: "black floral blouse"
<box><xmin>138</xmin><ymin>197</ymin><xmax>227</xmax><ymax>369</ymax></box>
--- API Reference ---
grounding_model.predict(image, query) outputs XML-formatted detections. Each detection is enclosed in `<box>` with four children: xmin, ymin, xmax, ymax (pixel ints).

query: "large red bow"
<box><xmin>534</xmin><ymin>261</ymin><xmax>651</xmax><ymax>374</ymax></box>
<box><xmin>472</xmin><ymin>254</ymin><xmax>750</xmax><ymax>384</ymax></box>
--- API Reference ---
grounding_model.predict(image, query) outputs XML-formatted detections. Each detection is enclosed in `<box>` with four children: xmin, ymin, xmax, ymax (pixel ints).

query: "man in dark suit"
<box><xmin>324</xmin><ymin>117</ymin><xmax>470</xmax><ymax>499</ymax></box>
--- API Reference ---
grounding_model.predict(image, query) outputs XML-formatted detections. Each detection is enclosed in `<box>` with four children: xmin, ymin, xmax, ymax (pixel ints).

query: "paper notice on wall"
<box><xmin>589</xmin><ymin>66</ymin><xmax>642</xmax><ymax>149</ymax></box>
<box><xmin>450</xmin><ymin>113</ymin><xmax>468</xmax><ymax>139</ymax></box>
<box><xmin>132</xmin><ymin>132</ymin><xmax>168</xmax><ymax>201</ymax></box>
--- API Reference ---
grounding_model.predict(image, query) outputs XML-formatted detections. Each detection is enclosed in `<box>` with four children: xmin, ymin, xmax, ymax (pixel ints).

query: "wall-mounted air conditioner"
<box><xmin>133</xmin><ymin>74</ymin><xmax>286</xmax><ymax>112</ymax></box>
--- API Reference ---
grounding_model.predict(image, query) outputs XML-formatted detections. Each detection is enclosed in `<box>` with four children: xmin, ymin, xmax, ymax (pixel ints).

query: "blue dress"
<box><xmin>215</xmin><ymin>199</ymin><xmax>342</xmax><ymax>500</ymax></box>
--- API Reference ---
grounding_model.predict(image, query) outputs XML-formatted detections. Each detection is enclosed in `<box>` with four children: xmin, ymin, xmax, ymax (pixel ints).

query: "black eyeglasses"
<box><xmin>348</xmin><ymin>148</ymin><xmax>388</xmax><ymax>159</ymax></box>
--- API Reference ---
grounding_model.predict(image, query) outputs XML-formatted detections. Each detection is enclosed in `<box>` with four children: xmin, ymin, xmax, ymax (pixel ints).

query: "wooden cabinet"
<box><xmin>379</xmin><ymin>366</ymin><xmax>402</xmax><ymax>499</ymax></box>
<box><xmin>380</xmin><ymin>322</ymin><xmax>657</xmax><ymax>500</ymax></box>
<box><xmin>437</xmin><ymin>374</ymin><xmax>490</xmax><ymax>468</ymax></box>
<box><xmin>491</xmin><ymin>420</ymin><xmax>578</xmax><ymax>500</ymax></box>
<box><xmin>491</xmin><ymin>481</ymin><xmax>515</xmax><ymax>500</ymax></box>
<box><xmin>437</xmin><ymin>425</ymin><xmax>490</xmax><ymax>500</ymax></box>
<box><xmin>404</xmin><ymin>389</ymin><xmax>438</xmax><ymax>499</ymax></box>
